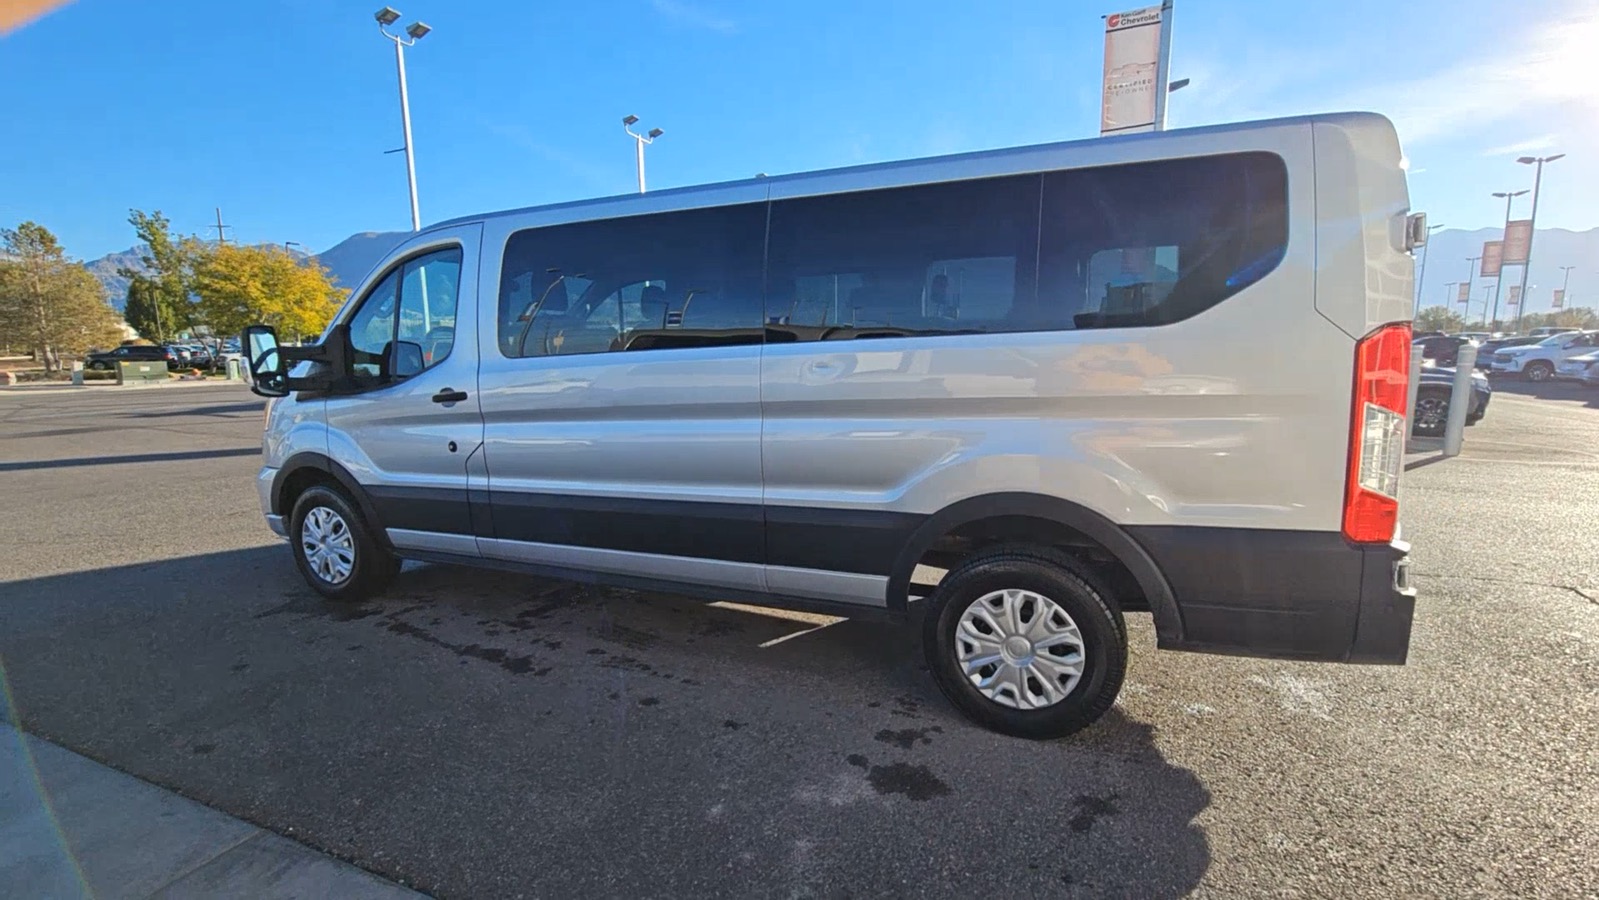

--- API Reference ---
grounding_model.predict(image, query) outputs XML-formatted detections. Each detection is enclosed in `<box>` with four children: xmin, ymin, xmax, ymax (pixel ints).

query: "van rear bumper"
<box><xmin>1128</xmin><ymin>527</ymin><xmax>1415</xmax><ymax>664</ymax></box>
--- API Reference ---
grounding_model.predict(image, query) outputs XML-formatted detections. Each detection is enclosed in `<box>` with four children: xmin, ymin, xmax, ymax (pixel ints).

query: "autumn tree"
<box><xmin>0</xmin><ymin>222</ymin><xmax>125</xmax><ymax>372</ymax></box>
<box><xmin>120</xmin><ymin>209</ymin><xmax>201</xmax><ymax>343</ymax></box>
<box><xmin>191</xmin><ymin>243</ymin><xmax>343</xmax><ymax>345</ymax></box>
<box><xmin>1414</xmin><ymin>305</ymin><xmax>1466</xmax><ymax>334</ymax></box>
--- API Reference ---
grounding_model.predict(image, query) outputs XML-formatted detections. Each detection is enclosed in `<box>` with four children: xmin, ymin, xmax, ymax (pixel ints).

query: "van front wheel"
<box><xmin>923</xmin><ymin>547</ymin><xmax>1126</xmax><ymax>739</ymax></box>
<box><xmin>289</xmin><ymin>485</ymin><xmax>399</xmax><ymax>601</ymax></box>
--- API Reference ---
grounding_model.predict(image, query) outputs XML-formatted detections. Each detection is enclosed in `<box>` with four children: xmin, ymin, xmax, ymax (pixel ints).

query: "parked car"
<box><xmin>1528</xmin><ymin>326</ymin><xmax>1572</xmax><ymax>338</ymax></box>
<box><xmin>1413</xmin><ymin>335</ymin><xmax>1472</xmax><ymax>367</ymax></box>
<box><xmin>1452</xmin><ymin>331</ymin><xmax>1493</xmax><ymax>343</ymax></box>
<box><xmin>1411</xmin><ymin>367</ymin><xmax>1491</xmax><ymax>437</ymax></box>
<box><xmin>84</xmin><ymin>345</ymin><xmax>177</xmax><ymax>370</ymax></box>
<box><xmin>186</xmin><ymin>345</ymin><xmax>214</xmax><ymax>368</ymax></box>
<box><xmin>1555</xmin><ymin>350</ymin><xmax>1599</xmax><ymax>386</ymax></box>
<box><xmin>1490</xmin><ymin>330</ymin><xmax>1599</xmax><ymax>381</ymax></box>
<box><xmin>1473</xmin><ymin>335</ymin><xmax>1544</xmax><ymax>369</ymax></box>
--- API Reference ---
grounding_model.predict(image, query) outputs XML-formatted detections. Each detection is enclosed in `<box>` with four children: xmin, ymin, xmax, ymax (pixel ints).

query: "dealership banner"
<box><xmin>1553</xmin><ymin>288</ymin><xmax>1565</xmax><ymax>309</ymax></box>
<box><xmin>1503</xmin><ymin>220</ymin><xmax>1533</xmax><ymax>265</ymax></box>
<box><xmin>1507</xmin><ymin>285</ymin><xmax>1522</xmax><ymax>307</ymax></box>
<box><xmin>1481</xmin><ymin>241</ymin><xmax>1504</xmax><ymax>278</ymax></box>
<box><xmin>1457</xmin><ymin>282</ymin><xmax>1471</xmax><ymax>303</ymax></box>
<box><xmin>1101</xmin><ymin>5</ymin><xmax>1164</xmax><ymax>134</ymax></box>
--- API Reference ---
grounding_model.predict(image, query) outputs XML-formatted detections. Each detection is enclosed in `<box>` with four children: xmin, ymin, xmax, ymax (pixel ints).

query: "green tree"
<box><xmin>0</xmin><ymin>222</ymin><xmax>125</xmax><ymax>372</ymax></box>
<box><xmin>119</xmin><ymin>209</ymin><xmax>199</xmax><ymax>343</ymax></box>
<box><xmin>192</xmin><ymin>243</ymin><xmax>343</xmax><ymax>345</ymax></box>
<box><xmin>1414</xmin><ymin>306</ymin><xmax>1466</xmax><ymax>334</ymax></box>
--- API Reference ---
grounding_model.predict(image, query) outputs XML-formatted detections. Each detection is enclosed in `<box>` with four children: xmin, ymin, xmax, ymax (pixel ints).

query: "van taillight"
<box><xmin>1343</xmin><ymin>323</ymin><xmax>1411</xmax><ymax>543</ymax></box>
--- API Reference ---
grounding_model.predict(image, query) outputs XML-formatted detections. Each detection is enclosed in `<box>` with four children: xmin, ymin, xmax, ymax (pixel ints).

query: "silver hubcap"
<box><xmin>300</xmin><ymin>506</ymin><xmax>355</xmax><ymax>584</ymax></box>
<box><xmin>1529</xmin><ymin>365</ymin><xmax>1550</xmax><ymax>381</ymax></box>
<box><xmin>1416</xmin><ymin>396</ymin><xmax>1447</xmax><ymax>428</ymax></box>
<box><xmin>956</xmin><ymin>588</ymin><xmax>1085</xmax><ymax>710</ymax></box>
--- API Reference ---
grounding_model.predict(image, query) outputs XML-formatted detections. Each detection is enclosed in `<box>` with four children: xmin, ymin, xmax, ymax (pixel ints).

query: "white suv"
<box><xmin>1490</xmin><ymin>331</ymin><xmax>1597</xmax><ymax>381</ymax></box>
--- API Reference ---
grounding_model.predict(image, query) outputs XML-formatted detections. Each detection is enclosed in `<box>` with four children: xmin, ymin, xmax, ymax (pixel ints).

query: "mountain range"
<box><xmin>83</xmin><ymin>231</ymin><xmax>407</xmax><ymax>312</ymax></box>
<box><xmin>1416</xmin><ymin>227</ymin><xmax>1598</xmax><ymax>317</ymax></box>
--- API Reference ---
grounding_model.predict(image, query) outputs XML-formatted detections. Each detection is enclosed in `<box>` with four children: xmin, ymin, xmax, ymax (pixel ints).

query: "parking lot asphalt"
<box><xmin>1</xmin><ymin>381</ymin><xmax>1596</xmax><ymax>898</ymax></box>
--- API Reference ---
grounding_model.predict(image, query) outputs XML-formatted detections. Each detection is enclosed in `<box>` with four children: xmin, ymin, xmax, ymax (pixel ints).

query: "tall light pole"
<box><xmin>1558</xmin><ymin>265</ymin><xmax>1575</xmax><ymax>312</ymax></box>
<box><xmin>1488</xmin><ymin>189</ymin><xmax>1527</xmax><ymax>330</ymax></box>
<box><xmin>376</xmin><ymin>7</ymin><xmax>431</xmax><ymax>231</ymax></box>
<box><xmin>1480</xmin><ymin>286</ymin><xmax>1493</xmax><ymax>327</ymax></box>
<box><xmin>622</xmin><ymin>115</ymin><xmax>663</xmax><ymax>193</ymax></box>
<box><xmin>1512</xmin><ymin>153</ymin><xmax>1563</xmax><ymax>333</ymax></box>
<box><xmin>1414</xmin><ymin>222</ymin><xmax>1446</xmax><ymax>315</ymax></box>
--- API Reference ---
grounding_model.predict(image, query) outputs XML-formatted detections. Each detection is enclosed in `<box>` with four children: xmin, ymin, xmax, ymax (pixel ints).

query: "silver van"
<box><xmin>244</xmin><ymin>111</ymin><xmax>1422</xmax><ymax>738</ymax></box>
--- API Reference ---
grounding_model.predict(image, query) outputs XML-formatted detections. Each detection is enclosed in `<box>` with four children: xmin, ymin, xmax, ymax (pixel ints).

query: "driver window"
<box><xmin>398</xmin><ymin>247</ymin><xmax>463</xmax><ymax>368</ymax></box>
<box><xmin>348</xmin><ymin>270</ymin><xmax>399</xmax><ymax>380</ymax></box>
<box><xmin>345</xmin><ymin>246</ymin><xmax>464</xmax><ymax>385</ymax></box>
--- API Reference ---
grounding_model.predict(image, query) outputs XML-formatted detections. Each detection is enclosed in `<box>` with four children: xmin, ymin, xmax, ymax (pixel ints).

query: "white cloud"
<box><xmin>1172</xmin><ymin>5</ymin><xmax>1599</xmax><ymax>150</ymax></box>
<box><xmin>1480</xmin><ymin>134</ymin><xmax>1559</xmax><ymax>157</ymax></box>
<box><xmin>649</xmin><ymin>0</ymin><xmax>735</xmax><ymax>34</ymax></box>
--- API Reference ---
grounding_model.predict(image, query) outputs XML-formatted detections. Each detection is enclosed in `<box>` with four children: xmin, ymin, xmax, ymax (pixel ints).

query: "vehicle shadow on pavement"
<box><xmin>1490</xmin><ymin>378</ymin><xmax>1599</xmax><ymax>408</ymax></box>
<box><xmin>1</xmin><ymin>549</ymin><xmax>1212</xmax><ymax>898</ymax></box>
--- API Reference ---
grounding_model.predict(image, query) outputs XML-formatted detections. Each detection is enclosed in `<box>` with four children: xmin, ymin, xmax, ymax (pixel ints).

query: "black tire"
<box><xmin>88</xmin><ymin>360</ymin><xmax>108</xmax><ymax>370</ymax></box>
<box><xmin>288</xmin><ymin>484</ymin><xmax>399</xmax><ymax>601</ymax></box>
<box><xmin>1525</xmin><ymin>361</ymin><xmax>1554</xmax><ymax>382</ymax></box>
<box><xmin>923</xmin><ymin>545</ymin><xmax>1127</xmax><ymax>740</ymax></box>
<box><xmin>1411</xmin><ymin>389</ymin><xmax>1449</xmax><ymax>437</ymax></box>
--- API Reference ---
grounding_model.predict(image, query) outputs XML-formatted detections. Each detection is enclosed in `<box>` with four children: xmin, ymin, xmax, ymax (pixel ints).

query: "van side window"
<box><xmin>764</xmin><ymin>175</ymin><xmax>1041</xmax><ymax>341</ymax></box>
<box><xmin>348</xmin><ymin>270</ymin><xmax>400</xmax><ymax>380</ymax></box>
<box><xmin>497</xmin><ymin>204</ymin><xmax>767</xmax><ymax>359</ymax></box>
<box><xmin>1039</xmin><ymin>152</ymin><xmax>1288</xmax><ymax>329</ymax></box>
<box><xmin>396</xmin><ymin>247</ymin><xmax>463</xmax><ymax>370</ymax></box>
<box><xmin>344</xmin><ymin>246</ymin><xmax>463</xmax><ymax>383</ymax></box>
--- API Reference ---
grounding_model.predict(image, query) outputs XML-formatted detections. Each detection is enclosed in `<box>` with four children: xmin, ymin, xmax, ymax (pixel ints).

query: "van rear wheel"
<box><xmin>289</xmin><ymin>485</ymin><xmax>399</xmax><ymax>601</ymax></box>
<box><xmin>922</xmin><ymin>546</ymin><xmax>1126</xmax><ymax>739</ymax></box>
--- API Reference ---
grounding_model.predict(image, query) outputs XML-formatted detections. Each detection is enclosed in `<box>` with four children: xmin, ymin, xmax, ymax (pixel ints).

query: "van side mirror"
<box><xmin>242</xmin><ymin>323</ymin><xmax>339</xmax><ymax>397</ymax></box>
<box><xmin>388</xmin><ymin>340</ymin><xmax>425</xmax><ymax>379</ymax></box>
<box><xmin>243</xmin><ymin>325</ymin><xmax>288</xmax><ymax>397</ymax></box>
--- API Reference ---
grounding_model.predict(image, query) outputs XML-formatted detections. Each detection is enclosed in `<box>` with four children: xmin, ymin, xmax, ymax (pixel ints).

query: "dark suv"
<box><xmin>84</xmin><ymin>345</ymin><xmax>177</xmax><ymax>370</ymax></box>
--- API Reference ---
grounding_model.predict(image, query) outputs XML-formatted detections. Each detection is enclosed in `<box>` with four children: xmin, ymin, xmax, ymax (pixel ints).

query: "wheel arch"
<box><xmin>888</xmin><ymin>492</ymin><xmax>1185</xmax><ymax>646</ymax></box>
<box><xmin>271</xmin><ymin>452</ymin><xmax>393</xmax><ymax>548</ymax></box>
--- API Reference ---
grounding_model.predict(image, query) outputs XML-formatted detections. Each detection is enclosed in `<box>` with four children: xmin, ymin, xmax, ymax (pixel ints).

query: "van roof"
<box><xmin>429</xmin><ymin>110</ymin><xmax>1396</xmax><ymax>232</ymax></box>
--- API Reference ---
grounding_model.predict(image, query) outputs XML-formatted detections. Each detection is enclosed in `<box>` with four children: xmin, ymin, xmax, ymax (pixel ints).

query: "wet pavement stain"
<box><xmin>191</xmin><ymin>743</ymin><xmax>216</xmax><ymax>755</ymax></box>
<box><xmin>873</xmin><ymin>726</ymin><xmax>942</xmax><ymax>750</ymax></box>
<box><xmin>592</xmin><ymin>621</ymin><xmax>662</xmax><ymax>651</ymax></box>
<box><xmin>638</xmin><ymin>697</ymin><xmax>660</xmax><ymax>707</ymax></box>
<box><xmin>229</xmin><ymin>663</ymin><xmax>249</xmax><ymax>672</ymax></box>
<box><xmin>845</xmin><ymin>753</ymin><xmax>868</xmax><ymax>770</ymax></box>
<box><xmin>689</xmin><ymin>619</ymin><xmax>746</xmax><ymax>638</ymax></box>
<box><xmin>254</xmin><ymin>592</ymin><xmax>382</xmax><ymax>623</ymax></box>
<box><xmin>383</xmin><ymin>620</ymin><xmax>540</xmax><ymax>675</ymax></box>
<box><xmin>866</xmin><ymin>762</ymin><xmax>951</xmax><ymax>801</ymax></box>
<box><xmin>723</xmin><ymin>720</ymin><xmax>746</xmax><ymax>731</ymax></box>
<box><xmin>1069</xmin><ymin>793</ymin><xmax>1120</xmax><ymax>833</ymax></box>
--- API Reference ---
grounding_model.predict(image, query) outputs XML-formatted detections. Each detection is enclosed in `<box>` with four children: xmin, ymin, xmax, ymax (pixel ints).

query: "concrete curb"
<box><xmin>0</xmin><ymin>723</ymin><xmax>425</xmax><ymax>899</ymax></box>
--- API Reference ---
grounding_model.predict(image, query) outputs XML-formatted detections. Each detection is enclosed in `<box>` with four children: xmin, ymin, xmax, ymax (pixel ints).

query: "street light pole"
<box><xmin>1512</xmin><ymin>153</ymin><xmax>1564</xmax><ymax>333</ymax></box>
<box><xmin>1558</xmin><ymin>265</ymin><xmax>1575</xmax><ymax>312</ymax></box>
<box><xmin>1414</xmin><ymin>222</ymin><xmax>1446</xmax><ymax>315</ymax></box>
<box><xmin>1488</xmin><ymin>190</ymin><xmax>1526</xmax><ymax>331</ymax></box>
<box><xmin>376</xmin><ymin>8</ymin><xmax>432</xmax><ymax>232</ymax></box>
<box><xmin>622</xmin><ymin>115</ymin><xmax>664</xmax><ymax>193</ymax></box>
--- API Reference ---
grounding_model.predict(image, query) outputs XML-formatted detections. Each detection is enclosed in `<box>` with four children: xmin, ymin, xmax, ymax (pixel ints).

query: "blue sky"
<box><xmin>2</xmin><ymin>0</ymin><xmax>1595</xmax><ymax>262</ymax></box>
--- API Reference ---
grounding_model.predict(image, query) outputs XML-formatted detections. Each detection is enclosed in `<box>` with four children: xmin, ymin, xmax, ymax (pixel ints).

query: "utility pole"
<box><xmin>1152</xmin><ymin>0</ymin><xmax>1176</xmax><ymax>130</ymax></box>
<box><xmin>210</xmin><ymin>207</ymin><xmax>231</xmax><ymax>245</ymax></box>
<box><xmin>1488</xmin><ymin>190</ymin><xmax>1526</xmax><ymax>332</ymax></box>
<box><xmin>1414</xmin><ymin>222</ymin><xmax>1445</xmax><ymax>315</ymax></box>
<box><xmin>1512</xmin><ymin>153</ymin><xmax>1564</xmax><ymax>333</ymax></box>
<box><xmin>623</xmin><ymin>115</ymin><xmax>664</xmax><ymax>193</ymax></box>
<box><xmin>376</xmin><ymin>8</ymin><xmax>431</xmax><ymax>231</ymax></box>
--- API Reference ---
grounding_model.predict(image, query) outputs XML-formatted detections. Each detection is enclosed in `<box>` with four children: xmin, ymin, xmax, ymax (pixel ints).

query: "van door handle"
<box><xmin>432</xmin><ymin>388</ymin><xmax>468</xmax><ymax>404</ymax></box>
